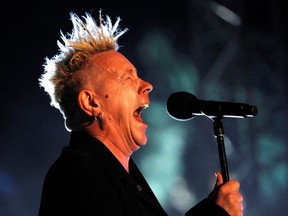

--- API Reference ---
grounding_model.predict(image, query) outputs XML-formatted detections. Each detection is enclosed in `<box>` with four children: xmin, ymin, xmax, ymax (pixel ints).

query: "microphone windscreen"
<box><xmin>166</xmin><ymin>91</ymin><xmax>198</xmax><ymax>121</ymax></box>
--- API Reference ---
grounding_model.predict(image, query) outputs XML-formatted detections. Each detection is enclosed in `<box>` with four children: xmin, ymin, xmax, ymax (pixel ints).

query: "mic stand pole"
<box><xmin>213</xmin><ymin>118</ymin><xmax>229</xmax><ymax>182</ymax></box>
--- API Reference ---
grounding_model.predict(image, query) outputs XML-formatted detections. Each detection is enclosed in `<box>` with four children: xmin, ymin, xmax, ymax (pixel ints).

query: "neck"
<box><xmin>84</xmin><ymin>123</ymin><xmax>133</xmax><ymax>172</ymax></box>
<box><xmin>101</xmin><ymin>138</ymin><xmax>131</xmax><ymax>172</ymax></box>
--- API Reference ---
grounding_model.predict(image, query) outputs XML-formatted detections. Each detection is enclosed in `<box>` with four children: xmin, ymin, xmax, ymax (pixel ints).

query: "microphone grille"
<box><xmin>166</xmin><ymin>91</ymin><xmax>198</xmax><ymax>121</ymax></box>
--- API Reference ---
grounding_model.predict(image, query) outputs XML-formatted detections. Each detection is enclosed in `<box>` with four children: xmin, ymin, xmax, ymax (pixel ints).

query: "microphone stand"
<box><xmin>213</xmin><ymin>118</ymin><xmax>229</xmax><ymax>182</ymax></box>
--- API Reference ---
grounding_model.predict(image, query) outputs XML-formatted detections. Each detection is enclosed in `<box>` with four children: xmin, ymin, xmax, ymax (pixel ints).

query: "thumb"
<box><xmin>208</xmin><ymin>172</ymin><xmax>223</xmax><ymax>201</ymax></box>
<box><xmin>215</xmin><ymin>171</ymin><xmax>224</xmax><ymax>187</ymax></box>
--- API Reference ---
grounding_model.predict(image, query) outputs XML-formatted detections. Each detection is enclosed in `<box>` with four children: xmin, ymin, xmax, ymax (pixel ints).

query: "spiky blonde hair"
<box><xmin>39</xmin><ymin>11</ymin><xmax>128</xmax><ymax>111</ymax></box>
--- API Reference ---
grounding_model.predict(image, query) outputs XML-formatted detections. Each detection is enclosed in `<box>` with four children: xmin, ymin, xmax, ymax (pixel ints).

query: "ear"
<box><xmin>77</xmin><ymin>90</ymin><xmax>101</xmax><ymax>117</ymax></box>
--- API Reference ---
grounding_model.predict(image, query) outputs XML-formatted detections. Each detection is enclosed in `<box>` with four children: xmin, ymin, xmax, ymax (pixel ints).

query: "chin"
<box><xmin>138</xmin><ymin>139</ymin><xmax>148</xmax><ymax>147</ymax></box>
<box><xmin>134</xmin><ymin>138</ymin><xmax>147</xmax><ymax>148</ymax></box>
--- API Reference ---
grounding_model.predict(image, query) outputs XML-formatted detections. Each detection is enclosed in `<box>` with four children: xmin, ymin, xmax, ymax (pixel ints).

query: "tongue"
<box><xmin>133</xmin><ymin>111</ymin><xmax>143</xmax><ymax>122</ymax></box>
<box><xmin>135</xmin><ymin>116</ymin><xmax>143</xmax><ymax>122</ymax></box>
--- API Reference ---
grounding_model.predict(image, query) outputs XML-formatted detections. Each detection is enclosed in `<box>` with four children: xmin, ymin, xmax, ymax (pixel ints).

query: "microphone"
<box><xmin>166</xmin><ymin>91</ymin><xmax>258</xmax><ymax>121</ymax></box>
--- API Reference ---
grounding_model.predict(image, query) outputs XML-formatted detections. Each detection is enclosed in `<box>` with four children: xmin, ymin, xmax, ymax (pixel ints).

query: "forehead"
<box><xmin>91</xmin><ymin>50</ymin><xmax>136</xmax><ymax>73</ymax></box>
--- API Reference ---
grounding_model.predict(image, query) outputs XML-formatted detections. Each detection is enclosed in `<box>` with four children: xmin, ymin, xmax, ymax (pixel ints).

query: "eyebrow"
<box><xmin>126</xmin><ymin>67</ymin><xmax>138</xmax><ymax>76</ymax></box>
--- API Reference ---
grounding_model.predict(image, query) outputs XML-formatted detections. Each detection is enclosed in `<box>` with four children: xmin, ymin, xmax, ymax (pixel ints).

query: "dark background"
<box><xmin>1</xmin><ymin>1</ymin><xmax>287</xmax><ymax>215</ymax></box>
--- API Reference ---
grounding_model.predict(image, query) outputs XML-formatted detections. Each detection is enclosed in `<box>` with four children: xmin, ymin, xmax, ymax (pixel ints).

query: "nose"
<box><xmin>140</xmin><ymin>79</ymin><xmax>153</xmax><ymax>94</ymax></box>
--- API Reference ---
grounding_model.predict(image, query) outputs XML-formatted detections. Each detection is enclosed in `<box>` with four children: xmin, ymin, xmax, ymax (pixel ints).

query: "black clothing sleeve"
<box><xmin>185</xmin><ymin>198</ymin><xmax>230</xmax><ymax>216</ymax></box>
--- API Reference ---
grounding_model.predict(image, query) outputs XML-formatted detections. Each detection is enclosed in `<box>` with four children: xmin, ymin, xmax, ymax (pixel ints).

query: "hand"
<box><xmin>208</xmin><ymin>172</ymin><xmax>243</xmax><ymax>216</ymax></box>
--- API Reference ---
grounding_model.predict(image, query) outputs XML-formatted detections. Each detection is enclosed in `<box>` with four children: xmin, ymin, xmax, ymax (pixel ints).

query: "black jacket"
<box><xmin>38</xmin><ymin>131</ymin><xmax>229</xmax><ymax>216</ymax></box>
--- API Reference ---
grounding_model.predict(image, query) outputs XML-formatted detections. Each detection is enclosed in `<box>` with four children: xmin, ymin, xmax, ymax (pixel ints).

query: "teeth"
<box><xmin>142</xmin><ymin>104</ymin><xmax>149</xmax><ymax>109</ymax></box>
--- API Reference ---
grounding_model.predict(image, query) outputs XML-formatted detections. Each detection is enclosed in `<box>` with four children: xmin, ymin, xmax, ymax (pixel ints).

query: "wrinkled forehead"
<box><xmin>90</xmin><ymin>50</ymin><xmax>136</xmax><ymax>75</ymax></box>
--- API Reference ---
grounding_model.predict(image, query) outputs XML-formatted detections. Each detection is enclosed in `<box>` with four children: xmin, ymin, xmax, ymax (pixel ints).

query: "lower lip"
<box><xmin>134</xmin><ymin>116</ymin><xmax>147</xmax><ymax>125</ymax></box>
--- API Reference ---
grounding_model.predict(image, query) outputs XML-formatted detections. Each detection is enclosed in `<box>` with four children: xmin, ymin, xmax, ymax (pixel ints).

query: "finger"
<box><xmin>224</xmin><ymin>180</ymin><xmax>240</xmax><ymax>192</ymax></box>
<box><xmin>240</xmin><ymin>202</ymin><xmax>244</xmax><ymax>212</ymax></box>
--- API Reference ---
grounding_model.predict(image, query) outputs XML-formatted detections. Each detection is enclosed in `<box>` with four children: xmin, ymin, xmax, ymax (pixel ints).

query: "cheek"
<box><xmin>102</xmin><ymin>87</ymin><xmax>134</xmax><ymax>118</ymax></box>
<box><xmin>105</xmin><ymin>98</ymin><xmax>127</xmax><ymax>121</ymax></box>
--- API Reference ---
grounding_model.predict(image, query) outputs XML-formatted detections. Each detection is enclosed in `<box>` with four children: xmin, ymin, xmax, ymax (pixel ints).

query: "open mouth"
<box><xmin>133</xmin><ymin>104</ymin><xmax>149</xmax><ymax>122</ymax></box>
